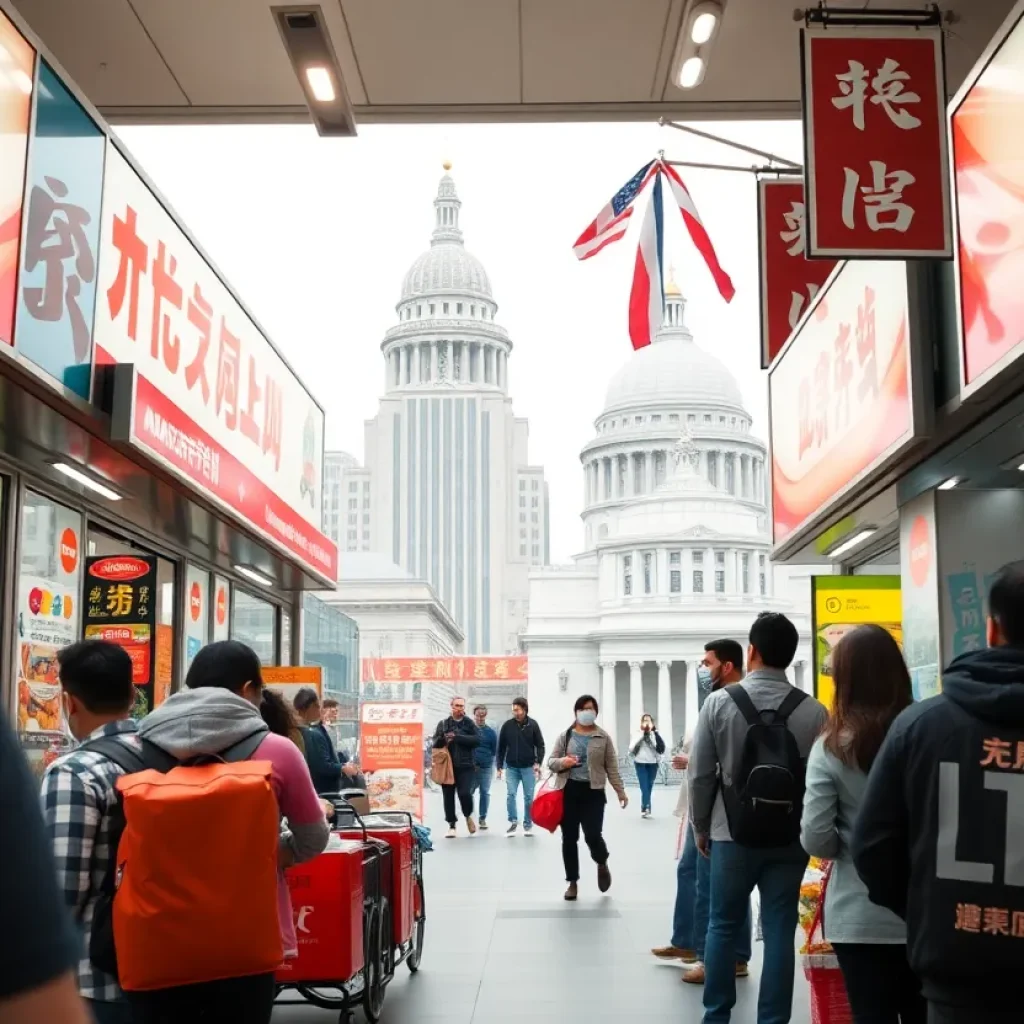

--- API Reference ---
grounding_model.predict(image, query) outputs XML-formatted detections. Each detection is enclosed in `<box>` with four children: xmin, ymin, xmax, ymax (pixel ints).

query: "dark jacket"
<box><xmin>303</xmin><ymin>722</ymin><xmax>349</xmax><ymax>794</ymax></box>
<box><xmin>432</xmin><ymin>715</ymin><xmax>480</xmax><ymax>770</ymax></box>
<box><xmin>852</xmin><ymin>647</ymin><xmax>1024</xmax><ymax>1014</ymax></box>
<box><xmin>497</xmin><ymin>717</ymin><xmax>546</xmax><ymax>769</ymax></box>
<box><xmin>473</xmin><ymin>724</ymin><xmax>498</xmax><ymax>770</ymax></box>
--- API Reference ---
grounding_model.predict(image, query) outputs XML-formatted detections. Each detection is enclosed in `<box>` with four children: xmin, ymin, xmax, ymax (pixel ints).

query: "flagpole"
<box><xmin>658</xmin><ymin>118</ymin><xmax>802</xmax><ymax>170</ymax></box>
<box><xmin>665</xmin><ymin>159</ymin><xmax>794</xmax><ymax>175</ymax></box>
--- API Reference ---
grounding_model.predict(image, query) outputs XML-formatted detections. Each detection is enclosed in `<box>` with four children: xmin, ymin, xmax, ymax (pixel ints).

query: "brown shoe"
<box><xmin>651</xmin><ymin>945</ymin><xmax>697</xmax><ymax>963</ymax></box>
<box><xmin>681</xmin><ymin>964</ymin><xmax>705</xmax><ymax>985</ymax></box>
<box><xmin>564</xmin><ymin>882</ymin><xmax>578</xmax><ymax>901</ymax></box>
<box><xmin>736</xmin><ymin>962</ymin><xmax>749</xmax><ymax>977</ymax></box>
<box><xmin>597</xmin><ymin>863</ymin><xmax>612</xmax><ymax>893</ymax></box>
<box><xmin>466</xmin><ymin>816</ymin><xmax>477</xmax><ymax>834</ymax></box>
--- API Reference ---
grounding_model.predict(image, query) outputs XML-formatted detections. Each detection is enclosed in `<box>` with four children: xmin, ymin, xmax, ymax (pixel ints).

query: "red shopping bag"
<box><xmin>531</xmin><ymin>777</ymin><xmax>564</xmax><ymax>832</ymax></box>
<box><xmin>802</xmin><ymin>864</ymin><xmax>854</xmax><ymax>1024</ymax></box>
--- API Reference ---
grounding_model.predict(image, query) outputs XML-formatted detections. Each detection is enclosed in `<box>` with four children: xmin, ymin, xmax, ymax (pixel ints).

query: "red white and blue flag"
<box><xmin>628</xmin><ymin>172</ymin><xmax>665</xmax><ymax>350</ymax></box>
<box><xmin>572</xmin><ymin>159</ymin><xmax>657</xmax><ymax>261</ymax></box>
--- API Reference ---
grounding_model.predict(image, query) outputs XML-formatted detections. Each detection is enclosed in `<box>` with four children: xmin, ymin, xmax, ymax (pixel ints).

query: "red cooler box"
<box><xmin>277</xmin><ymin>841</ymin><xmax>365</xmax><ymax>984</ymax></box>
<box><xmin>338</xmin><ymin>816</ymin><xmax>414</xmax><ymax>946</ymax></box>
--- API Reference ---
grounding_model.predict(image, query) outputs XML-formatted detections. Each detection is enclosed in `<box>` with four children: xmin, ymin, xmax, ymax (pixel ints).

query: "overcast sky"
<box><xmin>117</xmin><ymin>119</ymin><xmax>803</xmax><ymax>564</ymax></box>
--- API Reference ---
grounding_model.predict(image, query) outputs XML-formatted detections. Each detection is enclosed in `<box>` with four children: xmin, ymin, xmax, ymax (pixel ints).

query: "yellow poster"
<box><xmin>813</xmin><ymin>576</ymin><xmax>902</xmax><ymax>708</ymax></box>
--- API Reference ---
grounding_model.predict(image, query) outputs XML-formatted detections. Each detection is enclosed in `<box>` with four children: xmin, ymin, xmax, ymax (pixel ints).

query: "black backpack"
<box><xmin>79</xmin><ymin>731</ymin><xmax>267</xmax><ymax>978</ymax></box>
<box><xmin>721</xmin><ymin>685</ymin><xmax>808</xmax><ymax>848</ymax></box>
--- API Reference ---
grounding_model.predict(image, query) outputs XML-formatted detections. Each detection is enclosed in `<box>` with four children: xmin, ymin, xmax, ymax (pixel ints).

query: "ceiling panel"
<box><xmin>521</xmin><ymin>0</ymin><xmax>673</xmax><ymax>104</ymax></box>
<box><xmin>341</xmin><ymin>0</ymin><xmax>521</xmax><ymax>106</ymax></box>
<box><xmin>12</xmin><ymin>0</ymin><xmax>187</xmax><ymax>107</ymax></box>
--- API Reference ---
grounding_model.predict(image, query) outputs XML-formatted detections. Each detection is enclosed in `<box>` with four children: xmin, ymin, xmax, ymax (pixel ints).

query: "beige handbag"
<box><xmin>430</xmin><ymin>747</ymin><xmax>454</xmax><ymax>786</ymax></box>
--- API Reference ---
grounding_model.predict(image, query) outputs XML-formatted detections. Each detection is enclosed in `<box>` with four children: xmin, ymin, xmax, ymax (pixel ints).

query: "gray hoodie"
<box><xmin>138</xmin><ymin>688</ymin><xmax>329</xmax><ymax>864</ymax></box>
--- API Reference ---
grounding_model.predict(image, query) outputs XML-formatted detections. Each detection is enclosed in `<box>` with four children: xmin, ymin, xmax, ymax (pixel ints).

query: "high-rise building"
<box><xmin>323</xmin><ymin>451</ymin><xmax>373</xmax><ymax>554</ymax></box>
<box><xmin>346</xmin><ymin>167</ymin><xmax>548</xmax><ymax>653</ymax></box>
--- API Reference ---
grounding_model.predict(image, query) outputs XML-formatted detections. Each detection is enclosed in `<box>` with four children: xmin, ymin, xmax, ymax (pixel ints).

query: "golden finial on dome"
<box><xmin>442</xmin><ymin>159</ymin><xmax>453</xmax><ymax>172</ymax></box>
<box><xmin>665</xmin><ymin>265</ymin><xmax>682</xmax><ymax>297</ymax></box>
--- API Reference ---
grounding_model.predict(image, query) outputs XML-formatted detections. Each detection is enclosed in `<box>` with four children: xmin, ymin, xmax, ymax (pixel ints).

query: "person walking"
<box><xmin>432</xmin><ymin>696</ymin><xmax>480</xmax><ymax>838</ymax></box>
<box><xmin>690</xmin><ymin>613</ymin><xmax>828</xmax><ymax>1024</ymax></box>
<box><xmin>39</xmin><ymin>640</ymin><xmax>139</xmax><ymax>1024</ymax></box>
<box><xmin>853</xmin><ymin>562</ymin><xmax>1024</xmax><ymax>1024</ymax></box>
<box><xmin>496</xmin><ymin>696</ymin><xmax>545</xmax><ymax>836</ymax></box>
<box><xmin>630</xmin><ymin>713</ymin><xmax>665</xmax><ymax>817</ymax></box>
<box><xmin>471</xmin><ymin>705</ymin><xmax>497</xmax><ymax>830</ymax></box>
<box><xmin>548</xmin><ymin>694</ymin><xmax>628</xmax><ymax>901</ymax></box>
<box><xmin>653</xmin><ymin>639</ymin><xmax>753</xmax><ymax>983</ymax></box>
<box><xmin>800</xmin><ymin>624</ymin><xmax>924</xmax><ymax>1024</ymax></box>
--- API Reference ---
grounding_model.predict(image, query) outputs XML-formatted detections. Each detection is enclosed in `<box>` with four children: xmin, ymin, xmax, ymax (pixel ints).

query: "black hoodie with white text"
<box><xmin>852</xmin><ymin>646</ymin><xmax>1024</xmax><ymax>1013</ymax></box>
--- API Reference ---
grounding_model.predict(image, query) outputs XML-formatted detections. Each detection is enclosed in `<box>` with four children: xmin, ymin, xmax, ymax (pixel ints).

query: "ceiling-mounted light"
<box><xmin>234</xmin><ymin>564</ymin><xmax>275</xmax><ymax>588</ymax></box>
<box><xmin>304</xmin><ymin>66</ymin><xmax>335</xmax><ymax>102</ymax></box>
<box><xmin>673</xmin><ymin>1</ymin><xmax>724</xmax><ymax>89</ymax></box>
<box><xmin>828</xmin><ymin>528</ymin><xmax>877</xmax><ymax>560</ymax></box>
<box><xmin>52</xmin><ymin>462</ymin><xmax>122</xmax><ymax>502</ymax></box>
<box><xmin>938</xmin><ymin>477</ymin><xmax>960</xmax><ymax>490</ymax></box>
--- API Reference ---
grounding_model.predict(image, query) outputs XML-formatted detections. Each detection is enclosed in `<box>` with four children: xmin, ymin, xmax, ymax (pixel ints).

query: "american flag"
<box><xmin>628</xmin><ymin>172</ymin><xmax>665</xmax><ymax>350</ymax></box>
<box><xmin>573</xmin><ymin>159</ymin><xmax>657</xmax><ymax>261</ymax></box>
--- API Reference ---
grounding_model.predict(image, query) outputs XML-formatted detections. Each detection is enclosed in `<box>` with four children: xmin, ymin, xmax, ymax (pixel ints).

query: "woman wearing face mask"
<box><xmin>630</xmin><ymin>714</ymin><xmax>665</xmax><ymax>818</ymax></box>
<box><xmin>548</xmin><ymin>695</ymin><xmax>628</xmax><ymax>901</ymax></box>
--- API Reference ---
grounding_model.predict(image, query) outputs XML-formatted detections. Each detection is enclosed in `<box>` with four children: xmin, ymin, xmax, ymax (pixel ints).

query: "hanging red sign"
<box><xmin>757</xmin><ymin>178</ymin><xmax>839</xmax><ymax>366</ymax></box>
<box><xmin>801</xmin><ymin>24</ymin><xmax>951</xmax><ymax>259</ymax></box>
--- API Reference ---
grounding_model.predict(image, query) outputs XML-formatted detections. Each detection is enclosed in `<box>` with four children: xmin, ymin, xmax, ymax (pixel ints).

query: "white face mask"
<box><xmin>576</xmin><ymin>709</ymin><xmax>597</xmax><ymax>727</ymax></box>
<box><xmin>697</xmin><ymin>666</ymin><xmax>712</xmax><ymax>687</ymax></box>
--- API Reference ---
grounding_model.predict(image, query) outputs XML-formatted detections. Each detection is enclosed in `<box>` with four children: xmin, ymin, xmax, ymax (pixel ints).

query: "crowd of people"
<box><xmin>4</xmin><ymin>563</ymin><xmax>1024</xmax><ymax>1023</ymax></box>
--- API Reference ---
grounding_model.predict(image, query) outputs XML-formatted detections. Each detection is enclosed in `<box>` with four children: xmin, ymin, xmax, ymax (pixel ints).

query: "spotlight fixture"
<box><xmin>672</xmin><ymin>1</ymin><xmax>724</xmax><ymax>90</ymax></box>
<box><xmin>937</xmin><ymin>477</ymin><xmax>961</xmax><ymax>491</ymax></box>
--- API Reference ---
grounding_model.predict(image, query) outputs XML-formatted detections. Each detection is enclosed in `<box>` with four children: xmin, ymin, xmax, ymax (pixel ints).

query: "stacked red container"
<box><xmin>339</xmin><ymin>817</ymin><xmax>414</xmax><ymax>946</ymax></box>
<box><xmin>276</xmin><ymin>841</ymin><xmax>365</xmax><ymax>984</ymax></box>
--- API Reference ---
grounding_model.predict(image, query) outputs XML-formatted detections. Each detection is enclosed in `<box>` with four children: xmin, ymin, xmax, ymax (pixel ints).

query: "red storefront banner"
<box><xmin>769</xmin><ymin>260</ymin><xmax>917</xmax><ymax>545</ymax></box>
<box><xmin>801</xmin><ymin>24</ymin><xmax>951</xmax><ymax>259</ymax></box>
<box><xmin>757</xmin><ymin>178</ymin><xmax>838</xmax><ymax>366</ymax></box>
<box><xmin>952</xmin><ymin>7</ymin><xmax>1024</xmax><ymax>392</ymax></box>
<box><xmin>361</xmin><ymin>656</ymin><xmax>528</xmax><ymax>684</ymax></box>
<box><xmin>360</xmin><ymin>702</ymin><xmax>424</xmax><ymax>820</ymax></box>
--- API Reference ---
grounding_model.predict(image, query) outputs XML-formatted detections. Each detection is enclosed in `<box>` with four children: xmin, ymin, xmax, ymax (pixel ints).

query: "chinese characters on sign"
<box><xmin>360</xmin><ymin>702</ymin><xmax>425</xmax><ymax>820</ymax></box>
<box><xmin>801</xmin><ymin>26</ymin><xmax>951</xmax><ymax>258</ymax></box>
<box><xmin>769</xmin><ymin>259</ymin><xmax>915</xmax><ymax>545</ymax></box>
<box><xmin>757</xmin><ymin>178</ymin><xmax>838</xmax><ymax>366</ymax></box>
<box><xmin>946</xmin><ymin>571</ymin><xmax>985</xmax><ymax>657</ymax></box>
<box><xmin>93</xmin><ymin>149</ymin><xmax>337</xmax><ymax>581</ymax></box>
<box><xmin>361</xmin><ymin>656</ymin><xmax>529</xmax><ymax>684</ymax></box>
<box><xmin>83</xmin><ymin>554</ymin><xmax>158</xmax><ymax>718</ymax></box>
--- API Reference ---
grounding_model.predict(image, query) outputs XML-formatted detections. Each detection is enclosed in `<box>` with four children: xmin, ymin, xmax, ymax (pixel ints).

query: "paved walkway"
<box><xmin>272</xmin><ymin>783</ymin><xmax>811</xmax><ymax>1023</ymax></box>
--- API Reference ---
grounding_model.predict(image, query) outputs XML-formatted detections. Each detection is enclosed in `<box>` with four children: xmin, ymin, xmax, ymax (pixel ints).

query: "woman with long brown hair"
<box><xmin>800</xmin><ymin>624</ymin><xmax>924</xmax><ymax>1024</ymax></box>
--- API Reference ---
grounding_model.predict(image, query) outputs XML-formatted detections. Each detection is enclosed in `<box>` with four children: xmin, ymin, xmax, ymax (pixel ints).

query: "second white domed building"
<box><xmin>522</xmin><ymin>281</ymin><xmax>813</xmax><ymax>750</ymax></box>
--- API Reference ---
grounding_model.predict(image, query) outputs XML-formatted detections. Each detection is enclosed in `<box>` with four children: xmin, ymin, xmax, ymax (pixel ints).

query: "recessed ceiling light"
<box><xmin>828</xmin><ymin>528</ymin><xmax>876</xmax><ymax>560</ymax></box>
<box><xmin>234</xmin><ymin>564</ymin><xmax>274</xmax><ymax>588</ymax></box>
<box><xmin>52</xmin><ymin>462</ymin><xmax>122</xmax><ymax>501</ymax></box>
<box><xmin>938</xmin><ymin>477</ymin><xmax>960</xmax><ymax>490</ymax></box>
<box><xmin>691</xmin><ymin>11</ymin><xmax>719</xmax><ymax>44</ymax></box>
<box><xmin>304</xmin><ymin>66</ymin><xmax>335</xmax><ymax>103</ymax></box>
<box><xmin>678</xmin><ymin>56</ymin><xmax>706</xmax><ymax>89</ymax></box>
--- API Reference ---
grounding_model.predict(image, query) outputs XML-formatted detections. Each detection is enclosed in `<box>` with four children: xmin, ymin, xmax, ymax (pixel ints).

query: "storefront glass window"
<box><xmin>231</xmin><ymin>588</ymin><xmax>276</xmax><ymax>665</ymax></box>
<box><xmin>302</xmin><ymin>594</ymin><xmax>359</xmax><ymax>754</ymax></box>
<box><xmin>280</xmin><ymin>608</ymin><xmax>292</xmax><ymax>666</ymax></box>
<box><xmin>17</xmin><ymin>490</ymin><xmax>79</xmax><ymax>774</ymax></box>
<box><xmin>185</xmin><ymin>564</ymin><xmax>209</xmax><ymax>670</ymax></box>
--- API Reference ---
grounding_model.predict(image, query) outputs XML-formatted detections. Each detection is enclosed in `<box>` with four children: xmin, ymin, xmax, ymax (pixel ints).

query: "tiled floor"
<box><xmin>272</xmin><ymin>783</ymin><xmax>811</xmax><ymax>1023</ymax></box>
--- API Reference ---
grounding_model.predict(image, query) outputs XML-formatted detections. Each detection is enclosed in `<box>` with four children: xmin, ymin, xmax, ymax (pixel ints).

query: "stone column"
<box><xmin>685</xmin><ymin>660</ymin><xmax>701</xmax><ymax>739</ymax></box>
<box><xmin>629</xmin><ymin>661</ymin><xmax>644</xmax><ymax>733</ymax></box>
<box><xmin>657</xmin><ymin>661</ymin><xmax>674</xmax><ymax>750</ymax></box>
<box><xmin>645</xmin><ymin>451</ymin><xmax>655</xmax><ymax>493</ymax></box>
<box><xmin>601</xmin><ymin>662</ymin><xmax>617</xmax><ymax>747</ymax></box>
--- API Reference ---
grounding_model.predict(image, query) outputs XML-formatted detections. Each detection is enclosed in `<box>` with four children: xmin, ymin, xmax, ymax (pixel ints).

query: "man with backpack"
<box><xmin>689</xmin><ymin>612</ymin><xmax>828</xmax><ymax>1024</ymax></box>
<box><xmin>852</xmin><ymin>562</ymin><xmax>1024</xmax><ymax>1024</ymax></box>
<box><xmin>40</xmin><ymin>640</ymin><xmax>140</xmax><ymax>1024</ymax></box>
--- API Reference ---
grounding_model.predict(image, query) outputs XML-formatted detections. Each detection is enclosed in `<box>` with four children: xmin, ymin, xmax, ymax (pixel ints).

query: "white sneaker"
<box><xmin>523</xmin><ymin>825</ymin><xmax>534</xmax><ymax>837</ymax></box>
<box><xmin>446</xmin><ymin>827</ymin><xmax>457</xmax><ymax>839</ymax></box>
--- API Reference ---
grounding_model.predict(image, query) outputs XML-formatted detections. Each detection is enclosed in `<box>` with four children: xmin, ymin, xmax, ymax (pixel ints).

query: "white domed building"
<box><xmin>343</xmin><ymin>167</ymin><xmax>550</xmax><ymax>656</ymax></box>
<box><xmin>522</xmin><ymin>282</ymin><xmax>813</xmax><ymax>749</ymax></box>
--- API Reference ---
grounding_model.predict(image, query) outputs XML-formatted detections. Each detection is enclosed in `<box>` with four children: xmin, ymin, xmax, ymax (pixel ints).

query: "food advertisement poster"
<box><xmin>361</xmin><ymin>702</ymin><xmax>424</xmax><ymax>821</ymax></box>
<box><xmin>899</xmin><ymin>494</ymin><xmax>942</xmax><ymax>700</ymax></box>
<box><xmin>153</xmin><ymin>624</ymin><xmax>173</xmax><ymax>708</ymax></box>
<box><xmin>812</xmin><ymin>576</ymin><xmax>902</xmax><ymax>708</ymax></box>
<box><xmin>212</xmin><ymin>575</ymin><xmax>230</xmax><ymax>642</ymax></box>
<box><xmin>951</xmin><ymin>9</ymin><xmax>1024</xmax><ymax>390</ymax></box>
<box><xmin>84</xmin><ymin>554</ymin><xmax>157</xmax><ymax>717</ymax></box>
<box><xmin>17</xmin><ymin>504</ymin><xmax>82</xmax><ymax>771</ymax></box>
<box><xmin>185</xmin><ymin>565</ymin><xmax>208</xmax><ymax>669</ymax></box>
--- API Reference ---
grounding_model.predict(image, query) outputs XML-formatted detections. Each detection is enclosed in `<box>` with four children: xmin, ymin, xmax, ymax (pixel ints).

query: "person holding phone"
<box><xmin>630</xmin><ymin>713</ymin><xmax>665</xmax><ymax>817</ymax></box>
<box><xmin>547</xmin><ymin>694</ymin><xmax>628</xmax><ymax>901</ymax></box>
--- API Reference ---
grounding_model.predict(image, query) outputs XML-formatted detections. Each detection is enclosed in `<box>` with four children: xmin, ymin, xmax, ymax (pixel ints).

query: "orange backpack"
<box><xmin>86</xmin><ymin>732</ymin><xmax>283</xmax><ymax>991</ymax></box>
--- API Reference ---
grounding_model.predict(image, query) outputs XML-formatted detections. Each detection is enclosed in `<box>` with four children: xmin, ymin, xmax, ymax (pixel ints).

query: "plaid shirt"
<box><xmin>40</xmin><ymin>719</ymin><xmax>140</xmax><ymax>1002</ymax></box>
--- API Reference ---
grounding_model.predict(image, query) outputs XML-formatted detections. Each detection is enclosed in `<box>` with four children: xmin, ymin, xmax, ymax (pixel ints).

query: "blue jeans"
<box><xmin>635</xmin><ymin>761</ymin><xmax>658</xmax><ymax>811</ymax></box>
<box><xmin>703</xmin><ymin>840</ymin><xmax>808</xmax><ymax>1024</ymax></box>
<box><xmin>472</xmin><ymin>764</ymin><xmax>493</xmax><ymax>820</ymax></box>
<box><xmin>672</xmin><ymin>827</ymin><xmax>751</xmax><ymax>961</ymax></box>
<box><xmin>505</xmin><ymin>766</ymin><xmax>536</xmax><ymax>826</ymax></box>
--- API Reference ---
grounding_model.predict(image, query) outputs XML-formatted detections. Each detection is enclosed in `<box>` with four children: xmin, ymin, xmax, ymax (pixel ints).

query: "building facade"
<box><xmin>346</xmin><ymin>168</ymin><xmax>549</xmax><ymax>654</ymax></box>
<box><xmin>523</xmin><ymin>284</ymin><xmax>813</xmax><ymax>749</ymax></box>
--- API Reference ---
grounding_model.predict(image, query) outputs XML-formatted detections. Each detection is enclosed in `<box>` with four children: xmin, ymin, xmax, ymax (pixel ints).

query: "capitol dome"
<box><xmin>398</xmin><ymin>171</ymin><xmax>494</xmax><ymax>306</ymax></box>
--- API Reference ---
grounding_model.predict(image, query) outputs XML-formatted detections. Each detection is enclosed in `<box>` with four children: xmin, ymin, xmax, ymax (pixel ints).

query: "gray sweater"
<box><xmin>689</xmin><ymin>668</ymin><xmax>828</xmax><ymax>842</ymax></box>
<box><xmin>800</xmin><ymin>738</ymin><xmax>906</xmax><ymax>944</ymax></box>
